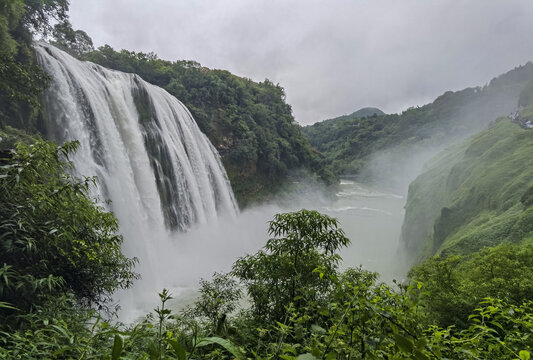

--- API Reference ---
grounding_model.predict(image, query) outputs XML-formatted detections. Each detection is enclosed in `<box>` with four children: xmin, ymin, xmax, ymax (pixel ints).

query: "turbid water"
<box><xmin>321</xmin><ymin>179</ymin><xmax>405</xmax><ymax>281</ymax></box>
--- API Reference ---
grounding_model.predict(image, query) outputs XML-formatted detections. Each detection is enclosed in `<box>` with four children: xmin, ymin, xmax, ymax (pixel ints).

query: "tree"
<box><xmin>192</xmin><ymin>272</ymin><xmax>242</xmax><ymax>335</ymax></box>
<box><xmin>21</xmin><ymin>0</ymin><xmax>69</xmax><ymax>35</ymax></box>
<box><xmin>409</xmin><ymin>242</ymin><xmax>533</xmax><ymax>329</ymax></box>
<box><xmin>0</xmin><ymin>140</ymin><xmax>138</xmax><ymax>318</ymax></box>
<box><xmin>0</xmin><ymin>0</ymin><xmax>48</xmax><ymax>128</ymax></box>
<box><xmin>51</xmin><ymin>20</ymin><xmax>94</xmax><ymax>57</ymax></box>
<box><xmin>232</xmin><ymin>209</ymin><xmax>350</xmax><ymax>322</ymax></box>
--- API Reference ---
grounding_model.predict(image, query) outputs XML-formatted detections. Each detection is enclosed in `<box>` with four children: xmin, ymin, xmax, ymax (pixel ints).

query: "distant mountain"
<box><xmin>350</xmin><ymin>107</ymin><xmax>385</xmax><ymax>118</ymax></box>
<box><xmin>302</xmin><ymin>63</ymin><xmax>533</xmax><ymax>183</ymax></box>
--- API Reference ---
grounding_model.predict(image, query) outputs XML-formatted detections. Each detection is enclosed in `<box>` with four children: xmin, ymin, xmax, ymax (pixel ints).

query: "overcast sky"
<box><xmin>68</xmin><ymin>0</ymin><xmax>533</xmax><ymax>125</ymax></box>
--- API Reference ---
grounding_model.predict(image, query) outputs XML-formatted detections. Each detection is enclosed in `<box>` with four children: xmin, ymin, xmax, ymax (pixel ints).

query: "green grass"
<box><xmin>402</xmin><ymin>120</ymin><xmax>533</xmax><ymax>260</ymax></box>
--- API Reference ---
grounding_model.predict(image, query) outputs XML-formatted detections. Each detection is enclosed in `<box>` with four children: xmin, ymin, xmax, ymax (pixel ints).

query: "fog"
<box><xmin>116</xmin><ymin>179</ymin><xmax>406</xmax><ymax>322</ymax></box>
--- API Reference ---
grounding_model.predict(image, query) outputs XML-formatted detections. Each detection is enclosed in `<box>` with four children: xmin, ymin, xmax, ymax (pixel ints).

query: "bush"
<box><xmin>0</xmin><ymin>140</ymin><xmax>137</xmax><ymax>320</ymax></box>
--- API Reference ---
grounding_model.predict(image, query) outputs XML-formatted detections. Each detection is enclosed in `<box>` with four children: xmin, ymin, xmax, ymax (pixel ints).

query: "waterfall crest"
<box><xmin>36</xmin><ymin>43</ymin><xmax>237</xmax><ymax>232</ymax></box>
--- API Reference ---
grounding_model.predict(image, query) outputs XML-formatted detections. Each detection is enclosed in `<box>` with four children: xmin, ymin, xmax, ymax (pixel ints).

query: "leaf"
<box><xmin>311</xmin><ymin>324</ymin><xmax>326</xmax><ymax>334</ymax></box>
<box><xmin>519</xmin><ymin>350</ymin><xmax>531</xmax><ymax>360</ymax></box>
<box><xmin>413</xmin><ymin>348</ymin><xmax>429</xmax><ymax>360</ymax></box>
<box><xmin>51</xmin><ymin>324</ymin><xmax>72</xmax><ymax>341</ymax></box>
<box><xmin>0</xmin><ymin>301</ymin><xmax>18</xmax><ymax>311</ymax></box>
<box><xmin>296</xmin><ymin>354</ymin><xmax>319</xmax><ymax>360</ymax></box>
<box><xmin>197</xmin><ymin>336</ymin><xmax>246</xmax><ymax>360</ymax></box>
<box><xmin>167</xmin><ymin>339</ymin><xmax>186</xmax><ymax>360</ymax></box>
<box><xmin>325</xmin><ymin>351</ymin><xmax>338</xmax><ymax>360</ymax></box>
<box><xmin>393</xmin><ymin>333</ymin><xmax>414</xmax><ymax>353</ymax></box>
<box><xmin>111</xmin><ymin>334</ymin><xmax>124</xmax><ymax>360</ymax></box>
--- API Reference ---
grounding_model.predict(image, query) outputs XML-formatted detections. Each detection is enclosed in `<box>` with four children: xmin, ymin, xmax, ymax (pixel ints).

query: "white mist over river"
<box><xmin>324</xmin><ymin>180</ymin><xmax>405</xmax><ymax>280</ymax></box>
<box><xmin>117</xmin><ymin>179</ymin><xmax>406</xmax><ymax>322</ymax></box>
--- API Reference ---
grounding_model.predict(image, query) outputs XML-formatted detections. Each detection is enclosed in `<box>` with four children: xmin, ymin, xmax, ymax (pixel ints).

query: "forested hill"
<box><xmin>76</xmin><ymin>47</ymin><xmax>335</xmax><ymax>206</ymax></box>
<box><xmin>302</xmin><ymin>63</ymin><xmax>533</xmax><ymax>177</ymax></box>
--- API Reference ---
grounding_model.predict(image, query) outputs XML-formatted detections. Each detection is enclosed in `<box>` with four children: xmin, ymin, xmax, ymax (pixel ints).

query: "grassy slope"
<box><xmin>401</xmin><ymin>120</ymin><xmax>533</xmax><ymax>260</ymax></box>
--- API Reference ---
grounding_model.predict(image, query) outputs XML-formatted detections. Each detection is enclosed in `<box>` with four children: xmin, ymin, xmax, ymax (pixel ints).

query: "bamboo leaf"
<box><xmin>167</xmin><ymin>339</ymin><xmax>186</xmax><ymax>360</ymax></box>
<box><xmin>111</xmin><ymin>334</ymin><xmax>124</xmax><ymax>360</ymax></box>
<box><xmin>197</xmin><ymin>336</ymin><xmax>245</xmax><ymax>360</ymax></box>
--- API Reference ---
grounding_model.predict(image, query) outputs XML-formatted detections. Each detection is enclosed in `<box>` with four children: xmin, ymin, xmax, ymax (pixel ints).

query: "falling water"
<box><xmin>35</xmin><ymin>43</ymin><xmax>239</xmax><ymax>315</ymax></box>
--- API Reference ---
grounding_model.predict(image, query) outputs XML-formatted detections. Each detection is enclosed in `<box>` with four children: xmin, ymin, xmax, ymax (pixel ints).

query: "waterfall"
<box><xmin>35</xmin><ymin>43</ymin><xmax>239</xmax><ymax>315</ymax></box>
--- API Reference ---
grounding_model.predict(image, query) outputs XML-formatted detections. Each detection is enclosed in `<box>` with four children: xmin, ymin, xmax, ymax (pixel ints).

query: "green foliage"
<box><xmin>425</xmin><ymin>299</ymin><xmax>533</xmax><ymax>360</ymax></box>
<box><xmin>409</xmin><ymin>241</ymin><xmax>533</xmax><ymax>328</ymax></box>
<box><xmin>81</xmin><ymin>46</ymin><xmax>336</xmax><ymax>206</ymax></box>
<box><xmin>0</xmin><ymin>207</ymin><xmax>532</xmax><ymax>359</ymax></box>
<box><xmin>303</xmin><ymin>63</ymin><xmax>533</xmax><ymax>177</ymax></box>
<box><xmin>192</xmin><ymin>272</ymin><xmax>242</xmax><ymax>334</ymax></box>
<box><xmin>51</xmin><ymin>20</ymin><xmax>94</xmax><ymax>57</ymax></box>
<box><xmin>20</xmin><ymin>0</ymin><xmax>69</xmax><ymax>35</ymax></box>
<box><xmin>232</xmin><ymin>210</ymin><xmax>349</xmax><ymax>323</ymax></box>
<box><xmin>0</xmin><ymin>0</ymin><xmax>70</xmax><ymax>130</ymax></box>
<box><xmin>402</xmin><ymin>120</ymin><xmax>533</xmax><ymax>259</ymax></box>
<box><xmin>0</xmin><ymin>140</ymin><xmax>138</xmax><ymax>317</ymax></box>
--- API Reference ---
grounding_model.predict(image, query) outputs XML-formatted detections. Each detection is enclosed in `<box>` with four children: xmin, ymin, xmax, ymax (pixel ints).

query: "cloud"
<box><xmin>69</xmin><ymin>0</ymin><xmax>533</xmax><ymax>124</ymax></box>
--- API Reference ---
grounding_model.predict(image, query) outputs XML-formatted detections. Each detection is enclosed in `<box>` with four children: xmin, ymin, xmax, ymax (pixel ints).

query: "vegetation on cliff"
<box><xmin>400</xmin><ymin>116</ymin><xmax>533</xmax><ymax>330</ymax></box>
<box><xmin>402</xmin><ymin>120</ymin><xmax>533</xmax><ymax>258</ymax></box>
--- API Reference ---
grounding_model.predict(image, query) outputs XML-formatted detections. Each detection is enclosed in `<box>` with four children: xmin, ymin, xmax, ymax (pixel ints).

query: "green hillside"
<box><xmin>337</xmin><ymin>107</ymin><xmax>385</xmax><ymax>120</ymax></box>
<box><xmin>351</xmin><ymin>107</ymin><xmax>385</xmax><ymax>117</ymax></box>
<box><xmin>402</xmin><ymin>117</ymin><xmax>533</xmax><ymax>327</ymax></box>
<box><xmin>302</xmin><ymin>65</ymin><xmax>533</xmax><ymax>177</ymax></box>
<box><xmin>401</xmin><ymin>120</ymin><xmax>533</xmax><ymax>260</ymax></box>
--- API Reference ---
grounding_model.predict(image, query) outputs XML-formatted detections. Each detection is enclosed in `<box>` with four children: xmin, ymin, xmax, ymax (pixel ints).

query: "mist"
<box><xmin>115</xmin><ymin>175</ymin><xmax>407</xmax><ymax>322</ymax></box>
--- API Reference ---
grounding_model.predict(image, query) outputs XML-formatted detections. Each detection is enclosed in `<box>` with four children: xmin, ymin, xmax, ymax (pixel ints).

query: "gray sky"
<box><xmin>69</xmin><ymin>0</ymin><xmax>533</xmax><ymax>125</ymax></box>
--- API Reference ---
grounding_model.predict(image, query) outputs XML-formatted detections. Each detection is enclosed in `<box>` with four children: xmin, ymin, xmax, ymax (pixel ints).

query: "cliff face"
<box><xmin>401</xmin><ymin>120</ymin><xmax>533</xmax><ymax>262</ymax></box>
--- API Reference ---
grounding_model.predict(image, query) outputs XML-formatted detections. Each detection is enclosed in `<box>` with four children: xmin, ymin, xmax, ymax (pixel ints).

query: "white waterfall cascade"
<box><xmin>35</xmin><ymin>43</ymin><xmax>239</xmax><ymax>316</ymax></box>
